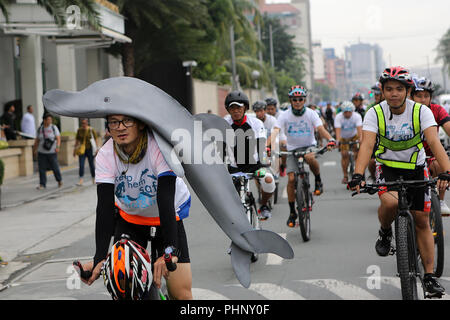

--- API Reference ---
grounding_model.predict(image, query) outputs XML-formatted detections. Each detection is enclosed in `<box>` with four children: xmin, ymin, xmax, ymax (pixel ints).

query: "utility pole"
<box><xmin>269</xmin><ymin>23</ymin><xmax>277</xmax><ymax>99</ymax></box>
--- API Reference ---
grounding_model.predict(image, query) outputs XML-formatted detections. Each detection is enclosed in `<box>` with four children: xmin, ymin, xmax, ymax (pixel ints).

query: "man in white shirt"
<box><xmin>348</xmin><ymin>66</ymin><xmax>450</xmax><ymax>297</ymax></box>
<box><xmin>334</xmin><ymin>101</ymin><xmax>362</xmax><ymax>184</ymax></box>
<box><xmin>20</xmin><ymin>105</ymin><xmax>36</xmax><ymax>139</ymax></box>
<box><xmin>269</xmin><ymin>85</ymin><xmax>336</xmax><ymax>227</ymax></box>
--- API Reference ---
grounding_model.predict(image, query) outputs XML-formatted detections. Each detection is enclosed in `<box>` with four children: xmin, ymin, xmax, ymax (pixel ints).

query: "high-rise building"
<box><xmin>345</xmin><ymin>42</ymin><xmax>385</xmax><ymax>95</ymax></box>
<box><xmin>260</xmin><ymin>0</ymin><xmax>314</xmax><ymax>91</ymax></box>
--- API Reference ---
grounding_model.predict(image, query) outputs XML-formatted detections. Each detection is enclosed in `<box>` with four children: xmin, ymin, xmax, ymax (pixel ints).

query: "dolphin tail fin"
<box><xmin>243</xmin><ymin>229</ymin><xmax>294</xmax><ymax>259</ymax></box>
<box><xmin>230</xmin><ymin>242</ymin><xmax>252</xmax><ymax>288</ymax></box>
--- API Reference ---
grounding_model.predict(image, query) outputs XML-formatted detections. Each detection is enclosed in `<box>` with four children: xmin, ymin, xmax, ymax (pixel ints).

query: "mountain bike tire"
<box><xmin>395</xmin><ymin>215</ymin><xmax>419</xmax><ymax>300</ymax></box>
<box><xmin>296</xmin><ymin>178</ymin><xmax>311</xmax><ymax>242</ymax></box>
<box><xmin>430</xmin><ymin>190</ymin><xmax>444</xmax><ymax>278</ymax></box>
<box><xmin>348</xmin><ymin>154</ymin><xmax>355</xmax><ymax>179</ymax></box>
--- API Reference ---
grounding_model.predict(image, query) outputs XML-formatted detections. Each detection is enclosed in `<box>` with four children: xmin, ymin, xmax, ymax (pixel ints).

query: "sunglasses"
<box><xmin>291</xmin><ymin>97</ymin><xmax>305</xmax><ymax>102</ymax></box>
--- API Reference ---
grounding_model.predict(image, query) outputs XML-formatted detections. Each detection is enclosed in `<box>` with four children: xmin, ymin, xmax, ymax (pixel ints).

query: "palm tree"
<box><xmin>110</xmin><ymin>0</ymin><xmax>211</xmax><ymax>76</ymax></box>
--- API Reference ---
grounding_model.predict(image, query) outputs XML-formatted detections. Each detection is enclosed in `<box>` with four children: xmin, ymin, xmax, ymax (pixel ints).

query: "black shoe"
<box><xmin>287</xmin><ymin>212</ymin><xmax>297</xmax><ymax>228</ymax></box>
<box><xmin>375</xmin><ymin>227</ymin><xmax>392</xmax><ymax>257</ymax></box>
<box><xmin>424</xmin><ymin>274</ymin><xmax>445</xmax><ymax>298</ymax></box>
<box><xmin>314</xmin><ymin>181</ymin><xmax>323</xmax><ymax>196</ymax></box>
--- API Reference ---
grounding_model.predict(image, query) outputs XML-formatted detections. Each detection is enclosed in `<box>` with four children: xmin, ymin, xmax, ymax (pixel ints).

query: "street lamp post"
<box><xmin>183</xmin><ymin>60</ymin><xmax>197</xmax><ymax>113</ymax></box>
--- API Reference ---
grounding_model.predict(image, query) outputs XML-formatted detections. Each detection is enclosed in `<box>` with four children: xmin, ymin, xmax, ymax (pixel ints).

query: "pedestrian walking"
<box><xmin>33</xmin><ymin>113</ymin><xmax>62</xmax><ymax>189</ymax></box>
<box><xmin>20</xmin><ymin>105</ymin><xmax>36</xmax><ymax>139</ymax></box>
<box><xmin>73</xmin><ymin>118</ymin><xmax>98</xmax><ymax>186</ymax></box>
<box><xmin>1</xmin><ymin>104</ymin><xmax>17</xmax><ymax>140</ymax></box>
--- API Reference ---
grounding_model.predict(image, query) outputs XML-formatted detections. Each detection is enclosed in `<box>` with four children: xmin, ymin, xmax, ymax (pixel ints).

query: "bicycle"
<box><xmin>73</xmin><ymin>233</ymin><xmax>177</xmax><ymax>300</ymax></box>
<box><xmin>277</xmin><ymin>146</ymin><xmax>329</xmax><ymax>242</ymax></box>
<box><xmin>231</xmin><ymin>170</ymin><xmax>265</xmax><ymax>262</ymax></box>
<box><xmin>353</xmin><ymin>178</ymin><xmax>444</xmax><ymax>300</ymax></box>
<box><xmin>340</xmin><ymin>140</ymin><xmax>359</xmax><ymax>180</ymax></box>
<box><xmin>426</xmin><ymin>156</ymin><xmax>445</xmax><ymax>277</ymax></box>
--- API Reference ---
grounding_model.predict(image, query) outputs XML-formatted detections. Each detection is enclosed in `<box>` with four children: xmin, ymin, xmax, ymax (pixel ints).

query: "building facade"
<box><xmin>0</xmin><ymin>0</ymin><xmax>130</xmax><ymax>134</ymax></box>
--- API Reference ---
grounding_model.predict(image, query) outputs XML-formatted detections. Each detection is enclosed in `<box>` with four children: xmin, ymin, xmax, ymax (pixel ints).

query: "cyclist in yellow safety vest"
<box><xmin>348</xmin><ymin>66</ymin><xmax>450</xmax><ymax>297</ymax></box>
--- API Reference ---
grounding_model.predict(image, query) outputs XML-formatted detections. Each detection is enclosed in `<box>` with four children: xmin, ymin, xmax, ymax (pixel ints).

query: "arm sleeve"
<box><xmin>93</xmin><ymin>183</ymin><xmax>116</xmax><ymax>267</ymax></box>
<box><xmin>156</xmin><ymin>175</ymin><xmax>179</xmax><ymax>251</ymax></box>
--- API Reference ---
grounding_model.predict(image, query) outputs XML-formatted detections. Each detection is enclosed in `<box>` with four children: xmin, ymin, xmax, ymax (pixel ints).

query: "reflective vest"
<box><xmin>374</xmin><ymin>103</ymin><xmax>424</xmax><ymax>170</ymax></box>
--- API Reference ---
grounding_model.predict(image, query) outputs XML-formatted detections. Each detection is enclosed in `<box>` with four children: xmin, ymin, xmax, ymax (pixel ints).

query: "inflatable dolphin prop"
<box><xmin>42</xmin><ymin>77</ymin><xmax>294</xmax><ymax>288</ymax></box>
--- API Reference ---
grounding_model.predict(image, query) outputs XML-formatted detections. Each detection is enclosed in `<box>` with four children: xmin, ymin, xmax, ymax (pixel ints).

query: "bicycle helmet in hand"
<box><xmin>102</xmin><ymin>234</ymin><xmax>152</xmax><ymax>300</ymax></box>
<box><xmin>288</xmin><ymin>85</ymin><xmax>307</xmax><ymax>98</ymax></box>
<box><xmin>225</xmin><ymin>91</ymin><xmax>250</xmax><ymax>110</ymax></box>
<box><xmin>379</xmin><ymin>66</ymin><xmax>414</xmax><ymax>88</ymax></box>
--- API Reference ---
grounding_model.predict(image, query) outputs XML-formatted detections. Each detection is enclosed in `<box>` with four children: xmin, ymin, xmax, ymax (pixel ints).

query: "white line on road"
<box><xmin>265</xmin><ymin>234</ymin><xmax>287</xmax><ymax>266</ymax></box>
<box><xmin>282</xmin><ymin>186</ymin><xmax>287</xmax><ymax>199</ymax></box>
<box><xmin>323</xmin><ymin>161</ymin><xmax>337</xmax><ymax>167</ymax></box>
<box><xmin>247</xmin><ymin>283</ymin><xmax>306</xmax><ymax>300</ymax></box>
<box><xmin>192</xmin><ymin>288</ymin><xmax>230</xmax><ymax>300</ymax></box>
<box><xmin>298</xmin><ymin>279</ymin><xmax>380</xmax><ymax>300</ymax></box>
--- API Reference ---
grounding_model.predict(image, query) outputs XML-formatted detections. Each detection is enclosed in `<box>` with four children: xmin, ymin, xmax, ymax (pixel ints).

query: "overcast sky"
<box><xmin>266</xmin><ymin>0</ymin><xmax>450</xmax><ymax>70</ymax></box>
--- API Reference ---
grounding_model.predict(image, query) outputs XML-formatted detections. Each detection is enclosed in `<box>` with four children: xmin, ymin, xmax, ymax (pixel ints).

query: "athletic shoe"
<box><xmin>286</xmin><ymin>212</ymin><xmax>297</xmax><ymax>228</ymax></box>
<box><xmin>423</xmin><ymin>274</ymin><xmax>445</xmax><ymax>298</ymax></box>
<box><xmin>314</xmin><ymin>181</ymin><xmax>323</xmax><ymax>195</ymax></box>
<box><xmin>258</xmin><ymin>205</ymin><xmax>272</xmax><ymax>221</ymax></box>
<box><xmin>375</xmin><ymin>227</ymin><xmax>393</xmax><ymax>257</ymax></box>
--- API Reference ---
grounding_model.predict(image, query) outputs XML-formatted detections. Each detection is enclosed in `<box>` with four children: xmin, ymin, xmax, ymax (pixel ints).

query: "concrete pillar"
<box><xmin>86</xmin><ymin>49</ymin><xmax>105</xmax><ymax>136</ymax></box>
<box><xmin>19</xmin><ymin>35</ymin><xmax>44</xmax><ymax>129</ymax></box>
<box><xmin>56</xmin><ymin>44</ymin><xmax>78</xmax><ymax>133</ymax></box>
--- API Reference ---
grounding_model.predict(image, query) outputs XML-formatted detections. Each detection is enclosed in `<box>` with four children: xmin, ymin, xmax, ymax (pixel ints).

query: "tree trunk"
<box><xmin>122</xmin><ymin>42</ymin><xmax>135</xmax><ymax>77</ymax></box>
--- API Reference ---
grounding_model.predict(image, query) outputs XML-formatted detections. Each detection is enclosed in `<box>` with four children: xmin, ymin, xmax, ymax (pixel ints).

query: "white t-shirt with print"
<box><xmin>95</xmin><ymin>132</ymin><xmax>191</xmax><ymax>220</ymax></box>
<box><xmin>262</xmin><ymin>114</ymin><xmax>279</xmax><ymax>138</ymax></box>
<box><xmin>276</xmin><ymin>108</ymin><xmax>323</xmax><ymax>151</ymax></box>
<box><xmin>363</xmin><ymin>99</ymin><xmax>437</xmax><ymax>167</ymax></box>
<box><xmin>334</xmin><ymin>112</ymin><xmax>362</xmax><ymax>139</ymax></box>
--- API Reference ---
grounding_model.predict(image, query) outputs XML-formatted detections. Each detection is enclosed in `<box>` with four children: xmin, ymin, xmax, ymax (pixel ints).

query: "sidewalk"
<box><xmin>1</xmin><ymin>162</ymin><xmax>87</xmax><ymax>209</ymax></box>
<box><xmin>0</xmin><ymin>162</ymin><xmax>98</xmax><ymax>290</ymax></box>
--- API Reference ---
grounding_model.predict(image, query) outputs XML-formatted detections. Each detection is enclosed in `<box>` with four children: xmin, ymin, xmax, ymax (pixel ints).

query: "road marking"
<box><xmin>323</xmin><ymin>161</ymin><xmax>337</xmax><ymax>167</ymax></box>
<box><xmin>248</xmin><ymin>283</ymin><xmax>306</xmax><ymax>300</ymax></box>
<box><xmin>192</xmin><ymin>288</ymin><xmax>230</xmax><ymax>300</ymax></box>
<box><xmin>265</xmin><ymin>234</ymin><xmax>287</xmax><ymax>265</ymax></box>
<box><xmin>298</xmin><ymin>279</ymin><xmax>380</xmax><ymax>300</ymax></box>
<box><xmin>282</xmin><ymin>186</ymin><xmax>287</xmax><ymax>198</ymax></box>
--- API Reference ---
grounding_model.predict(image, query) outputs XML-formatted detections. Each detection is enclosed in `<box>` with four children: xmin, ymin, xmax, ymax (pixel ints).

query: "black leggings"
<box><xmin>113</xmin><ymin>213</ymin><xmax>191</xmax><ymax>265</ymax></box>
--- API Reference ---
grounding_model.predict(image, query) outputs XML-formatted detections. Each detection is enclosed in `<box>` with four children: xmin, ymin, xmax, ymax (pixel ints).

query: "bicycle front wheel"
<box><xmin>395</xmin><ymin>215</ymin><xmax>418</xmax><ymax>300</ymax></box>
<box><xmin>430</xmin><ymin>190</ymin><xmax>444</xmax><ymax>278</ymax></box>
<box><xmin>296</xmin><ymin>178</ymin><xmax>311</xmax><ymax>242</ymax></box>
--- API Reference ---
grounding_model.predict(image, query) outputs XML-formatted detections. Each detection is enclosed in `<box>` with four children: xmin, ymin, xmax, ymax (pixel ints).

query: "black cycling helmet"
<box><xmin>225</xmin><ymin>91</ymin><xmax>250</xmax><ymax>110</ymax></box>
<box><xmin>265</xmin><ymin>97</ymin><xmax>278</xmax><ymax>107</ymax></box>
<box><xmin>252</xmin><ymin>101</ymin><xmax>266</xmax><ymax>112</ymax></box>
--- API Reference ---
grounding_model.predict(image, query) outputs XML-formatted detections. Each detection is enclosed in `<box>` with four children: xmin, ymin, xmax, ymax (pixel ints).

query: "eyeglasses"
<box><xmin>291</xmin><ymin>97</ymin><xmax>305</xmax><ymax>102</ymax></box>
<box><xmin>107</xmin><ymin>118</ymin><xmax>136</xmax><ymax>130</ymax></box>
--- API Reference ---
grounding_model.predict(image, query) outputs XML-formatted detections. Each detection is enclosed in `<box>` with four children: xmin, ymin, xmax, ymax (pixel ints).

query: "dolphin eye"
<box><xmin>104</xmin><ymin>97</ymin><xmax>110</xmax><ymax>103</ymax></box>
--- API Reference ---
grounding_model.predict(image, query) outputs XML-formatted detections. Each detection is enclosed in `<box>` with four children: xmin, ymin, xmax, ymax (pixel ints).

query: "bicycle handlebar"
<box><xmin>73</xmin><ymin>260</ymin><xmax>92</xmax><ymax>280</ymax></box>
<box><xmin>275</xmin><ymin>145</ymin><xmax>329</xmax><ymax>158</ymax></box>
<box><xmin>351</xmin><ymin>178</ymin><xmax>438</xmax><ymax>197</ymax></box>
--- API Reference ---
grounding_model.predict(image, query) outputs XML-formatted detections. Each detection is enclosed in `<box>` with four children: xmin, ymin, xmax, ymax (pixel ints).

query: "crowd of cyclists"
<box><xmin>72</xmin><ymin>65</ymin><xmax>450</xmax><ymax>300</ymax></box>
<box><xmin>223</xmin><ymin>66</ymin><xmax>450</xmax><ymax>298</ymax></box>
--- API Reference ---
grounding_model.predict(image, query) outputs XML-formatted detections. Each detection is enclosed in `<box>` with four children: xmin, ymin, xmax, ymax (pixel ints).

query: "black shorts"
<box><xmin>113</xmin><ymin>212</ymin><xmax>190</xmax><ymax>264</ymax></box>
<box><xmin>375</xmin><ymin>164</ymin><xmax>431</xmax><ymax>212</ymax></box>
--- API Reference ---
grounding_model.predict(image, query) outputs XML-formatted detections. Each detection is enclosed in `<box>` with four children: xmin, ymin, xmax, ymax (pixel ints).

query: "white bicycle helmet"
<box><xmin>341</xmin><ymin>101</ymin><xmax>355</xmax><ymax>112</ymax></box>
<box><xmin>102</xmin><ymin>234</ymin><xmax>152</xmax><ymax>300</ymax></box>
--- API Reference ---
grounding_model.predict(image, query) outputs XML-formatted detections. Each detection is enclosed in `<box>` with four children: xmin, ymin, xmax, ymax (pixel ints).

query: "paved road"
<box><xmin>1</xmin><ymin>151</ymin><xmax>450</xmax><ymax>300</ymax></box>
